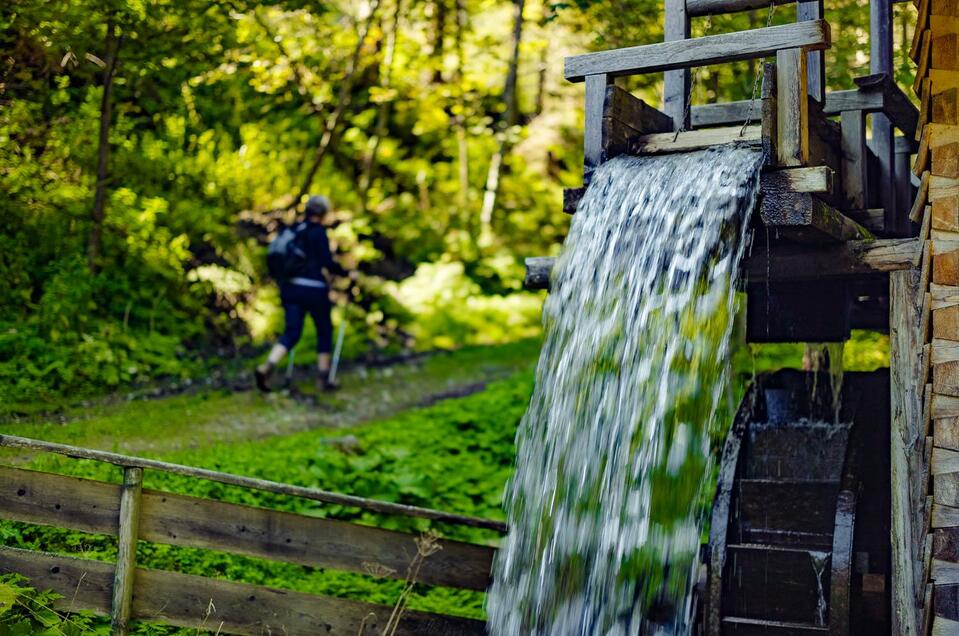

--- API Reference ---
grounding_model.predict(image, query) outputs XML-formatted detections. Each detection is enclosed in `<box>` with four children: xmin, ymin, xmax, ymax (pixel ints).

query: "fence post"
<box><xmin>111</xmin><ymin>466</ymin><xmax>143</xmax><ymax>636</ymax></box>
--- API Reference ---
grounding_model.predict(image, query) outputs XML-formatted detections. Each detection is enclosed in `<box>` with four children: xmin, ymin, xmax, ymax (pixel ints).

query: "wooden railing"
<box><xmin>0</xmin><ymin>434</ymin><xmax>500</xmax><ymax>635</ymax></box>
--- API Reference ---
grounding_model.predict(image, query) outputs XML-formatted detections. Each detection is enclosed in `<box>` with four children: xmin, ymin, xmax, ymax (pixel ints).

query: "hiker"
<box><xmin>256</xmin><ymin>195</ymin><xmax>347</xmax><ymax>392</ymax></box>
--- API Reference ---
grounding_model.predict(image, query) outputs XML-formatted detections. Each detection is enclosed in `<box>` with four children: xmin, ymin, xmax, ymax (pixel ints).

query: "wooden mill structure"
<box><xmin>526</xmin><ymin>0</ymin><xmax>959</xmax><ymax>633</ymax></box>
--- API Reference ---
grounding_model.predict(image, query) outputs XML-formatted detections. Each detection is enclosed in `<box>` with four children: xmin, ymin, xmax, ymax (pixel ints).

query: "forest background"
<box><xmin>1</xmin><ymin>0</ymin><xmax>918</xmax><ymax>409</ymax></box>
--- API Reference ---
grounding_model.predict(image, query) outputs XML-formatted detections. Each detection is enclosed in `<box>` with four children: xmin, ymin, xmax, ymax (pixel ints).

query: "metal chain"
<box><xmin>741</xmin><ymin>1</ymin><xmax>777</xmax><ymax>136</ymax></box>
<box><xmin>674</xmin><ymin>13</ymin><xmax>712</xmax><ymax>141</ymax></box>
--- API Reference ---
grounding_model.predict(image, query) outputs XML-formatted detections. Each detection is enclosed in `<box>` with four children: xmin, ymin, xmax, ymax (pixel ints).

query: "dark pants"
<box><xmin>278</xmin><ymin>283</ymin><xmax>332</xmax><ymax>353</ymax></box>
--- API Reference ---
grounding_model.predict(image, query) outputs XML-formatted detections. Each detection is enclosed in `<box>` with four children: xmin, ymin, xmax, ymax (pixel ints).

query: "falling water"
<box><xmin>488</xmin><ymin>146</ymin><xmax>764</xmax><ymax>635</ymax></box>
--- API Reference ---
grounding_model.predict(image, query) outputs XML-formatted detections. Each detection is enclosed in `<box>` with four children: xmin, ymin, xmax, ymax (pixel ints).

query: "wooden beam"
<box><xmin>842</xmin><ymin>110</ymin><xmax>868</xmax><ymax>209</ymax></box>
<box><xmin>630</xmin><ymin>125</ymin><xmax>761</xmax><ymax>155</ymax></box>
<box><xmin>890</xmin><ymin>265</ymin><xmax>924</xmax><ymax>636</ymax></box>
<box><xmin>759</xmin><ymin>192</ymin><xmax>870</xmax><ymax>242</ymax></box>
<box><xmin>524</xmin><ymin>238</ymin><xmax>918</xmax><ymax>289</ymax></box>
<box><xmin>686</xmin><ymin>0</ymin><xmax>911</xmax><ymax>16</ymax></box>
<box><xmin>777</xmin><ymin>48</ymin><xmax>809</xmax><ymax>166</ymax></box>
<box><xmin>601</xmin><ymin>85</ymin><xmax>673</xmax><ymax>160</ymax></box>
<box><xmin>690</xmin><ymin>74</ymin><xmax>918</xmax><ymax>137</ymax></box>
<box><xmin>0</xmin><ymin>546</ymin><xmax>485</xmax><ymax>635</ymax></box>
<box><xmin>583</xmin><ymin>73</ymin><xmax>610</xmax><ymax>181</ymax></box>
<box><xmin>872</xmin><ymin>0</ymin><xmax>899</xmax><ymax>236</ymax></box>
<box><xmin>564</xmin><ymin>20</ymin><xmax>831</xmax><ymax>82</ymax></box>
<box><xmin>664</xmin><ymin>0</ymin><xmax>691</xmax><ymax>130</ymax></box>
<box><xmin>0</xmin><ymin>434</ymin><xmax>507</xmax><ymax>533</ymax></box>
<box><xmin>798</xmin><ymin>0</ymin><xmax>825</xmax><ymax>103</ymax></box>
<box><xmin>111</xmin><ymin>466</ymin><xmax>142</xmax><ymax>636</ymax></box>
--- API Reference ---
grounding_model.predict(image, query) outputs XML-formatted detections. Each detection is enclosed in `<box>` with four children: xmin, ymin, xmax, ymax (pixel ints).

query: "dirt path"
<box><xmin>0</xmin><ymin>340</ymin><xmax>539</xmax><ymax>458</ymax></box>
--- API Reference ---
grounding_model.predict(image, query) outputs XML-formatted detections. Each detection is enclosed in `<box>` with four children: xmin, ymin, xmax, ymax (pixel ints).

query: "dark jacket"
<box><xmin>297</xmin><ymin>222</ymin><xmax>346</xmax><ymax>283</ymax></box>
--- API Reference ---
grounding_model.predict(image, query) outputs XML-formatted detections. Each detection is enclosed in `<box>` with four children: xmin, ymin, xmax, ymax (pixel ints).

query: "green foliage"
<box><xmin>0</xmin><ymin>574</ymin><xmax>98</xmax><ymax>635</ymax></box>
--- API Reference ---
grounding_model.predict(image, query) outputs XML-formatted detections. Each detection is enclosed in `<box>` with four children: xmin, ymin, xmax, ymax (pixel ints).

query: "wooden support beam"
<box><xmin>686</xmin><ymin>0</ymin><xmax>911</xmax><ymax>16</ymax></box>
<box><xmin>842</xmin><ymin>110</ymin><xmax>868</xmax><ymax>210</ymax></box>
<box><xmin>762</xmin><ymin>62</ymin><xmax>778</xmax><ymax>165</ymax></box>
<box><xmin>759</xmin><ymin>192</ymin><xmax>870</xmax><ymax>242</ymax></box>
<box><xmin>564</xmin><ymin>20</ymin><xmax>831</xmax><ymax>82</ymax></box>
<box><xmin>524</xmin><ymin>238</ymin><xmax>918</xmax><ymax>290</ymax></box>
<box><xmin>776</xmin><ymin>48</ymin><xmax>810</xmax><ymax>166</ymax></box>
<box><xmin>798</xmin><ymin>0</ymin><xmax>825</xmax><ymax>103</ymax></box>
<box><xmin>664</xmin><ymin>0</ymin><xmax>691</xmax><ymax>131</ymax></box>
<box><xmin>629</xmin><ymin>125</ymin><xmax>761</xmax><ymax>155</ymax></box>
<box><xmin>111</xmin><ymin>466</ymin><xmax>142</xmax><ymax>636</ymax></box>
<box><xmin>872</xmin><ymin>0</ymin><xmax>900</xmax><ymax>236</ymax></box>
<box><xmin>601</xmin><ymin>85</ymin><xmax>673</xmax><ymax>160</ymax></box>
<box><xmin>583</xmin><ymin>73</ymin><xmax>610</xmax><ymax>182</ymax></box>
<box><xmin>691</xmin><ymin>74</ymin><xmax>918</xmax><ymax>137</ymax></box>
<box><xmin>890</xmin><ymin>265</ymin><xmax>923</xmax><ymax>636</ymax></box>
<box><xmin>0</xmin><ymin>434</ymin><xmax>508</xmax><ymax>532</ymax></box>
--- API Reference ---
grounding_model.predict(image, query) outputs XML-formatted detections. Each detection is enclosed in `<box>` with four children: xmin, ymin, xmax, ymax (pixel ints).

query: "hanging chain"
<box><xmin>674</xmin><ymin>13</ymin><xmax>712</xmax><ymax>141</ymax></box>
<box><xmin>741</xmin><ymin>1</ymin><xmax>777</xmax><ymax>136</ymax></box>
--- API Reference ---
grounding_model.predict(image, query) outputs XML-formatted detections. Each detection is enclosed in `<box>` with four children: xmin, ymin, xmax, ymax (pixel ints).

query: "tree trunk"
<box><xmin>431</xmin><ymin>0</ymin><xmax>447</xmax><ymax>83</ymax></box>
<box><xmin>478</xmin><ymin>0</ymin><xmax>525</xmax><ymax>247</ymax></box>
<box><xmin>293</xmin><ymin>0</ymin><xmax>381</xmax><ymax>209</ymax></box>
<box><xmin>88</xmin><ymin>17</ymin><xmax>122</xmax><ymax>274</ymax></box>
<box><xmin>359</xmin><ymin>0</ymin><xmax>403</xmax><ymax>211</ymax></box>
<box><xmin>454</xmin><ymin>0</ymin><xmax>471</xmax><ymax>241</ymax></box>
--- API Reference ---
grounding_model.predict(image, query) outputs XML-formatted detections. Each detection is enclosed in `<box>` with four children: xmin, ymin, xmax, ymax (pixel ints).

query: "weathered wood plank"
<box><xmin>776</xmin><ymin>48</ymin><xmax>809</xmax><ymax>167</ymax></box>
<box><xmin>935</xmin><ymin>306</ymin><xmax>959</xmax><ymax>340</ymax></box>
<box><xmin>934</xmin><ymin>246</ymin><xmax>959</xmax><ymax>286</ymax></box>
<box><xmin>0</xmin><ymin>546</ymin><xmax>484</xmax><ymax>636</ymax></box>
<box><xmin>0</xmin><ymin>465</ymin><xmax>494</xmax><ymax>591</ymax></box>
<box><xmin>763</xmin><ymin>166</ymin><xmax>834</xmax><ymax>195</ymax></box>
<box><xmin>629</xmin><ymin>125</ymin><xmax>760</xmax><ymax>154</ymax></box>
<box><xmin>762</xmin><ymin>62</ymin><xmax>778</xmax><ymax>165</ymax></box>
<box><xmin>798</xmin><ymin>0</ymin><xmax>825</xmax><ymax>103</ymax></box>
<box><xmin>936</xmin><ymin>417</ymin><xmax>959</xmax><ymax>450</ymax></box>
<box><xmin>0</xmin><ymin>435</ymin><xmax>508</xmax><ymax>533</ymax></box>
<box><xmin>933</xmin><ymin>88</ymin><xmax>959</xmax><ymax>124</ymax></box>
<box><xmin>111</xmin><ymin>467</ymin><xmax>143</xmax><ymax>636</ymax></box>
<box><xmin>583</xmin><ymin>73</ymin><xmax>610</xmax><ymax>180</ymax></box>
<box><xmin>932</xmin><ymin>143</ymin><xmax>959</xmax><ymax>178</ymax></box>
<box><xmin>891</xmin><ymin>265</ymin><xmax>923</xmax><ymax>636</ymax></box>
<box><xmin>759</xmin><ymin>192</ymin><xmax>869</xmax><ymax>242</ymax></box>
<box><xmin>912</xmin><ymin>171</ymin><xmax>931</xmax><ymax>223</ymax></box>
<box><xmin>935</xmin><ymin>394</ymin><xmax>959</xmax><ymax>420</ymax></box>
<box><xmin>934</xmin><ymin>559</ymin><xmax>959</xmax><ymax>585</ymax></box>
<box><xmin>933</xmin><ymin>616</ymin><xmax>959</xmax><ymax>635</ymax></box>
<box><xmin>564</xmin><ymin>20</ymin><xmax>831</xmax><ymax>82</ymax></box>
<box><xmin>937</xmin><ymin>361</ymin><xmax>959</xmax><ymax>397</ymax></box>
<box><xmin>933</xmin><ymin>339</ymin><xmax>959</xmax><ymax>364</ymax></box>
<box><xmin>841</xmin><ymin>109</ymin><xmax>868</xmax><ymax>209</ymax></box>
<box><xmin>933</xmin><ymin>283</ymin><xmax>959</xmax><ymax>303</ymax></box>
<box><xmin>934</xmin><ymin>502</ymin><xmax>959</xmax><ymax>527</ymax></box>
<box><xmin>663</xmin><ymin>0</ymin><xmax>690</xmax><ymax>131</ymax></box>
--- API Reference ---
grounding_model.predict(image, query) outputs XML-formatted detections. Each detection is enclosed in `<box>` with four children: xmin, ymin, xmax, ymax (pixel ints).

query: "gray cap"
<box><xmin>305</xmin><ymin>195</ymin><xmax>331</xmax><ymax>217</ymax></box>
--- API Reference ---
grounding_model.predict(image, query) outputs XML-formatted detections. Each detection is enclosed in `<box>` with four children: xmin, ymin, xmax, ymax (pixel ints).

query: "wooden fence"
<box><xmin>0</xmin><ymin>434</ymin><xmax>501</xmax><ymax>635</ymax></box>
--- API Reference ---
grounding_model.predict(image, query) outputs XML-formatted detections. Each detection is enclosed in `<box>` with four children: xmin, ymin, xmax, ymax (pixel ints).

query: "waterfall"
<box><xmin>488</xmin><ymin>146</ymin><xmax>765</xmax><ymax>635</ymax></box>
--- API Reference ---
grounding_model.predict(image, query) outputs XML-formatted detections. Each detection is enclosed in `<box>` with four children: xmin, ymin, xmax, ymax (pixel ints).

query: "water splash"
<box><xmin>488</xmin><ymin>146</ymin><xmax>764</xmax><ymax>635</ymax></box>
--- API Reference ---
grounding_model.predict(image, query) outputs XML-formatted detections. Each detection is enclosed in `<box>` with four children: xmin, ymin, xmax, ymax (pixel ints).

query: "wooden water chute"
<box><xmin>705</xmin><ymin>370</ymin><xmax>891</xmax><ymax>635</ymax></box>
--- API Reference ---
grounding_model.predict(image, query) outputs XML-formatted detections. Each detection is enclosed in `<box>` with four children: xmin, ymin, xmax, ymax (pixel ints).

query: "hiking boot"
<box><xmin>316</xmin><ymin>370</ymin><xmax>339</xmax><ymax>392</ymax></box>
<box><xmin>255</xmin><ymin>363</ymin><xmax>274</xmax><ymax>393</ymax></box>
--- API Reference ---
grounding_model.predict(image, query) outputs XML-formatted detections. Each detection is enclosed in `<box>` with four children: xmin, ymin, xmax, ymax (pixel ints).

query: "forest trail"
<box><xmin>1</xmin><ymin>341</ymin><xmax>539</xmax><ymax>459</ymax></box>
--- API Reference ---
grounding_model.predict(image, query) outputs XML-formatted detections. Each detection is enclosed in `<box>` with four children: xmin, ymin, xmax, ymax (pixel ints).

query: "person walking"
<box><xmin>256</xmin><ymin>195</ymin><xmax>347</xmax><ymax>392</ymax></box>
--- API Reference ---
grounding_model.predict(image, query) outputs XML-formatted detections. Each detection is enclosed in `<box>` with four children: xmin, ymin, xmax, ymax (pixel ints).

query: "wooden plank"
<box><xmin>913</xmin><ymin>171</ymin><xmax>932</xmax><ymax>223</ymax></box>
<box><xmin>139</xmin><ymin>490</ymin><xmax>494</xmax><ymax>591</ymax></box>
<box><xmin>776</xmin><ymin>48</ymin><xmax>809</xmax><ymax>167</ymax></box>
<box><xmin>841</xmin><ymin>110</ymin><xmax>868</xmax><ymax>209</ymax></box>
<box><xmin>932</xmin><ymin>0</ymin><xmax>959</xmax><ymax>16</ymax></box>
<box><xmin>0</xmin><ymin>465</ymin><xmax>494</xmax><ymax>591</ymax></box>
<box><xmin>934</xmin><ymin>339</ymin><xmax>959</xmax><ymax>364</ymax></box>
<box><xmin>932</xmin><ymin>14</ymin><xmax>959</xmax><ymax>36</ymax></box>
<box><xmin>939</xmin><ymin>417</ymin><xmax>959</xmax><ymax>451</ymax></box>
<box><xmin>629</xmin><ymin>125</ymin><xmax>760</xmax><ymax>154</ymax></box>
<box><xmin>934</xmin><ymin>559</ymin><xmax>959</xmax><ymax>585</ymax></box>
<box><xmin>604</xmin><ymin>85</ymin><xmax>672</xmax><ymax>134</ymax></box>
<box><xmin>762</xmin><ymin>167</ymin><xmax>833</xmax><ymax>195</ymax></box>
<box><xmin>891</xmin><ymin>266</ymin><xmax>924</xmax><ymax>636</ymax></box>
<box><xmin>564</xmin><ymin>20</ymin><xmax>831</xmax><ymax>82</ymax></box>
<box><xmin>931</xmin><ymin>70</ymin><xmax>959</xmax><ymax>96</ymax></box>
<box><xmin>938</xmin><ymin>360</ymin><xmax>959</xmax><ymax>397</ymax></box>
<box><xmin>919</xmin><ymin>31</ymin><xmax>934</xmax><ymax>96</ymax></box>
<box><xmin>932</xmin><ymin>175</ymin><xmax>959</xmax><ymax>201</ymax></box>
<box><xmin>934</xmin><ymin>616</ymin><xmax>959</xmax><ymax>635</ymax></box>
<box><xmin>921</xmin><ymin>78</ymin><xmax>934</xmax><ymax>141</ymax></box>
<box><xmin>935</xmin><ymin>247</ymin><xmax>959</xmax><ymax>285</ymax></box>
<box><xmin>798</xmin><ymin>0</ymin><xmax>825</xmax><ymax>103</ymax></box>
<box><xmin>937</xmin><ymin>471</ymin><xmax>959</xmax><ymax>506</ymax></box>
<box><xmin>111</xmin><ymin>467</ymin><xmax>142</xmax><ymax>636</ymax></box>
<box><xmin>686</xmin><ymin>0</ymin><xmax>797</xmax><ymax>18</ymax></box>
<box><xmin>933</xmin><ymin>283</ymin><xmax>959</xmax><ymax>303</ymax></box>
<box><xmin>0</xmin><ymin>546</ymin><xmax>484</xmax><ymax>636</ymax></box>
<box><xmin>583</xmin><ymin>73</ymin><xmax>609</xmax><ymax>181</ymax></box>
<box><xmin>0</xmin><ymin>435</ymin><xmax>508</xmax><ymax>533</ymax></box>
<box><xmin>854</xmin><ymin>73</ymin><xmax>920</xmax><ymax>138</ymax></box>
<box><xmin>936</xmin><ymin>582</ymin><xmax>959</xmax><ymax>625</ymax></box>
<box><xmin>0</xmin><ymin>464</ymin><xmax>121</xmax><ymax>533</ymax></box>
<box><xmin>762</xmin><ymin>62</ymin><xmax>778</xmax><ymax>165</ymax></box>
<box><xmin>759</xmin><ymin>192</ymin><xmax>870</xmax><ymax>242</ymax></box>
<box><xmin>663</xmin><ymin>0</ymin><xmax>690</xmax><ymax>131</ymax></box>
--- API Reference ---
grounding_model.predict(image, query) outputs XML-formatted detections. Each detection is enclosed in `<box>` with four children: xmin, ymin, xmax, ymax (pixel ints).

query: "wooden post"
<box><xmin>664</xmin><ymin>0</ymin><xmax>690</xmax><ymax>131</ymax></box>
<box><xmin>897</xmin><ymin>141</ymin><xmax>916</xmax><ymax>228</ymax></box>
<box><xmin>761</xmin><ymin>62</ymin><xmax>778</xmax><ymax>165</ymax></box>
<box><xmin>872</xmin><ymin>0</ymin><xmax>899</xmax><ymax>234</ymax></box>
<box><xmin>584</xmin><ymin>73</ymin><xmax>611</xmax><ymax>183</ymax></box>
<box><xmin>111</xmin><ymin>466</ymin><xmax>143</xmax><ymax>636</ymax></box>
<box><xmin>797</xmin><ymin>0</ymin><xmax>825</xmax><ymax>103</ymax></box>
<box><xmin>776</xmin><ymin>48</ymin><xmax>809</xmax><ymax>166</ymax></box>
<box><xmin>841</xmin><ymin>110</ymin><xmax>868</xmax><ymax>209</ymax></box>
<box><xmin>891</xmin><ymin>269</ymin><xmax>922</xmax><ymax>636</ymax></box>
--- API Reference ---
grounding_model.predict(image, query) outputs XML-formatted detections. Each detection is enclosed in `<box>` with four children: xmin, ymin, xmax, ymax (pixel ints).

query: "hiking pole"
<box><xmin>328</xmin><ymin>319</ymin><xmax>346</xmax><ymax>385</ymax></box>
<box><xmin>286</xmin><ymin>345</ymin><xmax>296</xmax><ymax>384</ymax></box>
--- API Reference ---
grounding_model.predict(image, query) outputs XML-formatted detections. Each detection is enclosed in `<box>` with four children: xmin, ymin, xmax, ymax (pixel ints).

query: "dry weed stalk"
<box><xmin>380</xmin><ymin>530</ymin><xmax>443</xmax><ymax>636</ymax></box>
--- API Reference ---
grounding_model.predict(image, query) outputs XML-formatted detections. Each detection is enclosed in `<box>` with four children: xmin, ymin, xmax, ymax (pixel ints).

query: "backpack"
<box><xmin>266</xmin><ymin>222</ymin><xmax>309</xmax><ymax>281</ymax></box>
